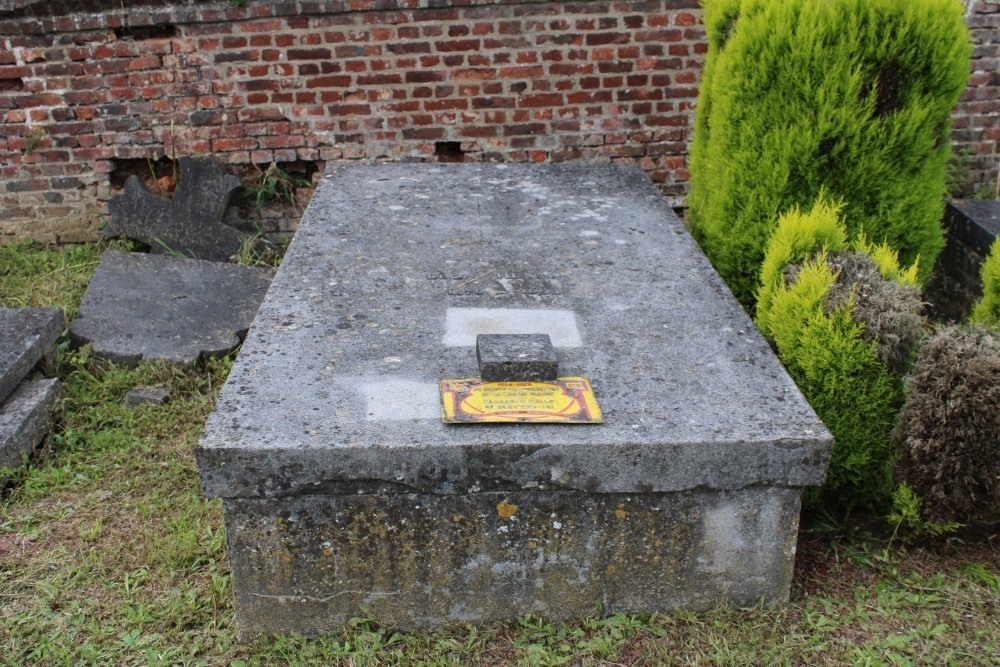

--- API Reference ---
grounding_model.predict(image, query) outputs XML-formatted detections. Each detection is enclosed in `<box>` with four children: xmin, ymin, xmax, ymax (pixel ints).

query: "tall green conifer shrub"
<box><xmin>689</xmin><ymin>0</ymin><xmax>970</xmax><ymax>305</ymax></box>
<box><xmin>756</xmin><ymin>199</ymin><xmax>922</xmax><ymax>512</ymax></box>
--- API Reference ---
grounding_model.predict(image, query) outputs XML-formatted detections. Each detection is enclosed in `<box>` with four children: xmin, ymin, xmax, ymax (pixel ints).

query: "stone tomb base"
<box><xmin>226</xmin><ymin>487</ymin><xmax>801</xmax><ymax>632</ymax></box>
<box><xmin>198</xmin><ymin>163</ymin><xmax>832</xmax><ymax>633</ymax></box>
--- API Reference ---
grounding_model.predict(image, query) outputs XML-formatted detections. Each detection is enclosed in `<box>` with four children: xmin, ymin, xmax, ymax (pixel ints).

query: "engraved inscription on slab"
<box><xmin>426</xmin><ymin>265</ymin><xmax>561</xmax><ymax>298</ymax></box>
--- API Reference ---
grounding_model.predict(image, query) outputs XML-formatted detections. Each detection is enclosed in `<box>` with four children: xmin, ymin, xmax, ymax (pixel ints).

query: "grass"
<box><xmin>1</xmin><ymin>243</ymin><xmax>998</xmax><ymax>665</ymax></box>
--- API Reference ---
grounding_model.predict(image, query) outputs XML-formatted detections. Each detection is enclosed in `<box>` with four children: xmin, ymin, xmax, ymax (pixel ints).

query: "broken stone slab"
<box><xmin>125</xmin><ymin>386</ymin><xmax>171</xmax><ymax>407</ymax></box>
<box><xmin>69</xmin><ymin>249</ymin><xmax>274</xmax><ymax>367</ymax></box>
<box><xmin>0</xmin><ymin>378</ymin><xmax>61</xmax><ymax>481</ymax></box>
<box><xmin>105</xmin><ymin>156</ymin><xmax>262</xmax><ymax>263</ymax></box>
<box><xmin>0</xmin><ymin>308</ymin><xmax>65</xmax><ymax>406</ymax></box>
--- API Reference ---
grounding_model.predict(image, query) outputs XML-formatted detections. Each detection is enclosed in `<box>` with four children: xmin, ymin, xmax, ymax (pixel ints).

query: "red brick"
<box><xmin>586</xmin><ymin>32</ymin><xmax>629</xmax><ymax>46</ymax></box>
<box><xmin>436</xmin><ymin>39</ymin><xmax>481</xmax><ymax>52</ymax></box>
<box><xmin>306</xmin><ymin>75</ymin><xmax>353</xmax><ymax>89</ymax></box>
<box><xmin>519</xmin><ymin>93</ymin><xmax>563</xmax><ymax>108</ymax></box>
<box><xmin>327</xmin><ymin>104</ymin><xmax>371</xmax><ymax>116</ymax></box>
<box><xmin>406</xmin><ymin>70</ymin><xmax>446</xmax><ymax>83</ymax></box>
<box><xmin>423</xmin><ymin>99</ymin><xmax>468</xmax><ymax>111</ymax></box>
<box><xmin>402</xmin><ymin>127</ymin><xmax>445</xmax><ymax>140</ymax></box>
<box><xmin>288</xmin><ymin>48</ymin><xmax>332</xmax><ymax>60</ymax></box>
<box><xmin>498</xmin><ymin>65</ymin><xmax>544</xmax><ymax>78</ymax></box>
<box><xmin>453</xmin><ymin>68</ymin><xmax>497</xmax><ymax>80</ymax></box>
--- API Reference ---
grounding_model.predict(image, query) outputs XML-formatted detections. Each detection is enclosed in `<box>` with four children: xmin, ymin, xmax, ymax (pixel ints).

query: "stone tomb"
<box><xmin>197</xmin><ymin>163</ymin><xmax>833</xmax><ymax>634</ymax></box>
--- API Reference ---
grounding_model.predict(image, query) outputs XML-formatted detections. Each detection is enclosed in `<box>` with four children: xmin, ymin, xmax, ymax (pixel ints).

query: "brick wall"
<box><xmin>954</xmin><ymin>0</ymin><xmax>1000</xmax><ymax>198</ymax></box>
<box><xmin>0</xmin><ymin>0</ymin><xmax>997</xmax><ymax>244</ymax></box>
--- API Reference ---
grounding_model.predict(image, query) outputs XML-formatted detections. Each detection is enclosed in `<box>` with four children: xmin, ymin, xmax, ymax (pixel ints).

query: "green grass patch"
<box><xmin>1</xmin><ymin>242</ymin><xmax>997</xmax><ymax>664</ymax></box>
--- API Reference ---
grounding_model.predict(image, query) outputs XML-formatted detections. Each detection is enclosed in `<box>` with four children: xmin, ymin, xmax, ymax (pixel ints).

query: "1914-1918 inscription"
<box><xmin>426</xmin><ymin>267</ymin><xmax>561</xmax><ymax>297</ymax></box>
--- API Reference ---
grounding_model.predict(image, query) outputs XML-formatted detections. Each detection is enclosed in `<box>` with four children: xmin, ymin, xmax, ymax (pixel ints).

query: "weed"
<box><xmin>244</xmin><ymin>162</ymin><xmax>311</xmax><ymax>214</ymax></box>
<box><xmin>151</xmin><ymin>237</ymin><xmax>197</xmax><ymax>260</ymax></box>
<box><xmin>231</xmin><ymin>230</ymin><xmax>281</xmax><ymax>268</ymax></box>
<box><xmin>887</xmin><ymin>483</ymin><xmax>963</xmax><ymax>541</ymax></box>
<box><xmin>22</xmin><ymin>128</ymin><xmax>44</xmax><ymax>155</ymax></box>
<box><xmin>945</xmin><ymin>145</ymin><xmax>976</xmax><ymax>197</ymax></box>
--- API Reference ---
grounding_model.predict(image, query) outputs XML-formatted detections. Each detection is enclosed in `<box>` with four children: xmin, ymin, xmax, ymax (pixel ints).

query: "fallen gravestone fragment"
<box><xmin>70</xmin><ymin>249</ymin><xmax>273</xmax><ymax>366</ymax></box>
<box><xmin>105</xmin><ymin>156</ymin><xmax>262</xmax><ymax>262</ymax></box>
<box><xmin>125</xmin><ymin>386</ymin><xmax>171</xmax><ymax>407</ymax></box>
<box><xmin>0</xmin><ymin>308</ymin><xmax>64</xmax><ymax>405</ymax></box>
<box><xmin>0</xmin><ymin>379</ymin><xmax>61</xmax><ymax>483</ymax></box>
<box><xmin>0</xmin><ymin>308</ymin><xmax>65</xmax><ymax>484</ymax></box>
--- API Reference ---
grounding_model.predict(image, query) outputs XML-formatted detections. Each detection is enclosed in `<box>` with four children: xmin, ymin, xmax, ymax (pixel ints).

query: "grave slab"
<box><xmin>198</xmin><ymin>163</ymin><xmax>833</xmax><ymax>633</ymax></box>
<box><xmin>927</xmin><ymin>199</ymin><xmax>1000</xmax><ymax>322</ymax></box>
<box><xmin>0</xmin><ymin>378</ymin><xmax>61</xmax><ymax>479</ymax></box>
<box><xmin>69</xmin><ymin>250</ymin><xmax>274</xmax><ymax>366</ymax></box>
<box><xmin>104</xmin><ymin>156</ymin><xmax>256</xmax><ymax>262</ymax></box>
<box><xmin>0</xmin><ymin>308</ymin><xmax>65</xmax><ymax>406</ymax></box>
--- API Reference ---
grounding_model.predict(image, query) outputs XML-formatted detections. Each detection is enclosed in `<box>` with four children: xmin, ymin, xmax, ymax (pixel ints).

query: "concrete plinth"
<box><xmin>225</xmin><ymin>487</ymin><xmax>801</xmax><ymax>633</ymax></box>
<box><xmin>197</xmin><ymin>163</ymin><xmax>832</xmax><ymax>633</ymax></box>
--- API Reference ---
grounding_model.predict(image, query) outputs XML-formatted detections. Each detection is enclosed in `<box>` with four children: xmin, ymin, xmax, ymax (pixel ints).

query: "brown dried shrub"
<box><xmin>826</xmin><ymin>252</ymin><xmax>925</xmax><ymax>375</ymax></box>
<box><xmin>893</xmin><ymin>324</ymin><xmax>1000</xmax><ymax>525</ymax></box>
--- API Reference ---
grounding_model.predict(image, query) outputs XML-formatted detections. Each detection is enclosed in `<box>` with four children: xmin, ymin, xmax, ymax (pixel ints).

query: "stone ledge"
<box><xmin>198</xmin><ymin>163</ymin><xmax>831</xmax><ymax>499</ymax></box>
<box><xmin>0</xmin><ymin>378</ymin><xmax>62</xmax><ymax>477</ymax></box>
<box><xmin>0</xmin><ymin>308</ymin><xmax>65</xmax><ymax>406</ymax></box>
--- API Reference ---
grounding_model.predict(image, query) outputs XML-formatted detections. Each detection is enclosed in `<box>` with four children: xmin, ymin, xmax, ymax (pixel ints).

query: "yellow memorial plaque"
<box><xmin>440</xmin><ymin>377</ymin><xmax>603</xmax><ymax>424</ymax></box>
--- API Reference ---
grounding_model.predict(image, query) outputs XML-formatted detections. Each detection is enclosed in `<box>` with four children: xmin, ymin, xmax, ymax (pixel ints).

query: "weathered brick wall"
<box><xmin>954</xmin><ymin>0</ymin><xmax>1000</xmax><ymax>198</ymax></box>
<box><xmin>0</xmin><ymin>0</ymin><xmax>997</xmax><ymax>244</ymax></box>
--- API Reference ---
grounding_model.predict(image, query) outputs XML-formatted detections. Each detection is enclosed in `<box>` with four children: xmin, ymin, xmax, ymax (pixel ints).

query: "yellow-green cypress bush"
<box><xmin>971</xmin><ymin>238</ymin><xmax>1000</xmax><ymax>326</ymax></box>
<box><xmin>689</xmin><ymin>0</ymin><xmax>970</xmax><ymax>305</ymax></box>
<box><xmin>756</xmin><ymin>199</ymin><xmax>922</xmax><ymax>511</ymax></box>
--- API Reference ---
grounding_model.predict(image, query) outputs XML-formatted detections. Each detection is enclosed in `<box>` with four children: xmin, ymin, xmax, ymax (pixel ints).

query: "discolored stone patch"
<box><xmin>69</xmin><ymin>249</ymin><xmax>273</xmax><ymax>366</ymax></box>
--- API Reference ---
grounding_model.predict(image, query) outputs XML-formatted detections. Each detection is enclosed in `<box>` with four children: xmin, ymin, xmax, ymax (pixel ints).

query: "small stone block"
<box><xmin>477</xmin><ymin>334</ymin><xmax>558</xmax><ymax>381</ymax></box>
<box><xmin>0</xmin><ymin>308</ymin><xmax>65</xmax><ymax>406</ymax></box>
<box><xmin>125</xmin><ymin>386</ymin><xmax>171</xmax><ymax>408</ymax></box>
<box><xmin>0</xmin><ymin>378</ymin><xmax>61</xmax><ymax>479</ymax></box>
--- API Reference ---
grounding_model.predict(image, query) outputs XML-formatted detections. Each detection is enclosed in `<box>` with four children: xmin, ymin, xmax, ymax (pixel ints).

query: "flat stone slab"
<box><xmin>0</xmin><ymin>378</ymin><xmax>61</xmax><ymax>478</ymax></box>
<box><xmin>69</xmin><ymin>250</ymin><xmax>274</xmax><ymax>366</ymax></box>
<box><xmin>198</xmin><ymin>163</ymin><xmax>833</xmax><ymax>631</ymax></box>
<box><xmin>945</xmin><ymin>199</ymin><xmax>1000</xmax><ymax>256</ymax></box>
<box><xmin>0</xmin><ymin>308</ymin><xmax>65</xmax><ymax>406</ymax></box>
<box><xmin>105</xmin><ymin>156</ymin><xmax>256</xmax><ymax>262</ymax></box>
